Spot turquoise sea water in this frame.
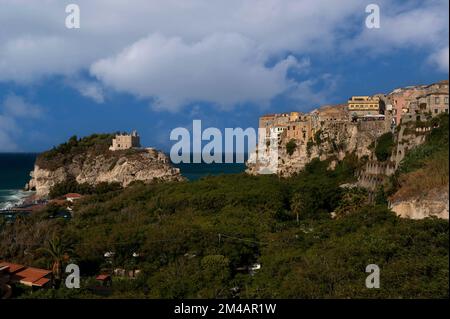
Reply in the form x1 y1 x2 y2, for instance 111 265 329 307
0 153 246 209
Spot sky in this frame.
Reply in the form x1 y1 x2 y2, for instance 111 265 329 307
0 0 448 153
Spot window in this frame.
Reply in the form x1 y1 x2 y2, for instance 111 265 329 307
445 97 449 104
434 109 439 114
435 97 440 104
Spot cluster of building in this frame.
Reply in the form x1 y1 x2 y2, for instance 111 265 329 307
388 80 449 125
259 103 352 147
258 80 449 146
0 260 121 298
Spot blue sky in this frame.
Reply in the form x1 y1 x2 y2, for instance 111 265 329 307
0 0 448 153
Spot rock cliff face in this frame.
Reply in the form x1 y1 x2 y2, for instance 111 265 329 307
247 120 387 177
26 148 184 198
247 96 448 220
389 189 449 220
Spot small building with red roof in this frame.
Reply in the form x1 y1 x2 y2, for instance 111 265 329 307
64 193 83 202
0 261 52 288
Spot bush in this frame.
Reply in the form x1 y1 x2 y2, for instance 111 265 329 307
286 139 297 156
375 132 394 161
36 133 116 170
49 179 122 199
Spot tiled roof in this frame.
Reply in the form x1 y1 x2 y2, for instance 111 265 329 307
0 261 52 287
32 277 51 287
11 267 52 286
0 262 25 273
96 274 111 281
64 193 82 198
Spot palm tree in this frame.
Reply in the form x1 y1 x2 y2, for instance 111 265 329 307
290 193 304 224
37 236 72 286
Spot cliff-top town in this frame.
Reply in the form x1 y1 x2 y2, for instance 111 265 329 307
247 80 448 176
257 80 448 150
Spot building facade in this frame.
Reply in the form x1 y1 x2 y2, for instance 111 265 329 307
109 130 141 151
416 92 449 115
348 96 381 118
286 119 312 143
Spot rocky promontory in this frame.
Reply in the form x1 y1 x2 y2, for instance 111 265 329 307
26 134 184 198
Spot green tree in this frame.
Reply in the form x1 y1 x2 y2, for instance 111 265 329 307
286 139 297 156
37 236 72 286
290 193 304 223
375 132 394 162
200 255 231 298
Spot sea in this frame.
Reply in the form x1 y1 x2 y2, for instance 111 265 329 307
0 153 246 210
0 153 37 210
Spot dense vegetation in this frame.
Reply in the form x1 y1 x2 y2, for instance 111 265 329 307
375 132 395 162
1 153 448 299
49 178 123 199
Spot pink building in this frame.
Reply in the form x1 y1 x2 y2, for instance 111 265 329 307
389 88 425 125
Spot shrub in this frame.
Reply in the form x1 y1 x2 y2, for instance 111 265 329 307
286 139 297 156
375 132 394 161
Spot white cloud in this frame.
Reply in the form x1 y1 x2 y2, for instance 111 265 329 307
284 74 340 109
0 115 19 151
91 33 304 111
428 47 449 72
0 95 43 151
348 0 449 67
0 0 448 111
67 79 105 103
3 94 43 118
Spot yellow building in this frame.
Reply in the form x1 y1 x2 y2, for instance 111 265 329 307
348 96 380 117
289 111 300 122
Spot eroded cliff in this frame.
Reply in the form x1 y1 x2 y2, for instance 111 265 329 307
26 134 184 198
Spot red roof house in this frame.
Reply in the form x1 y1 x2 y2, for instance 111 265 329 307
0 261 52 288
64 193 83 202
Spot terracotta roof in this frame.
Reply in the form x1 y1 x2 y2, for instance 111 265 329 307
11 267 52 286
0 262 26 273
96 274 111 281
32 277 51 287
1 261 52 287
64 193 82 199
